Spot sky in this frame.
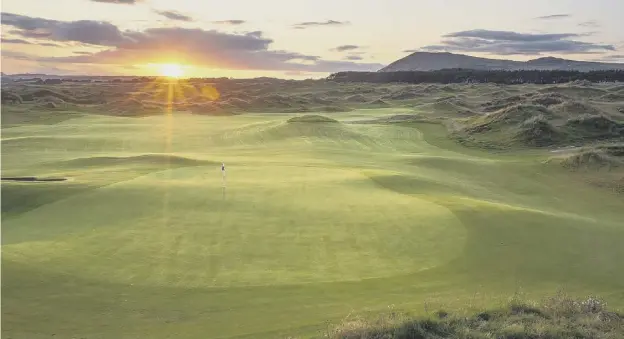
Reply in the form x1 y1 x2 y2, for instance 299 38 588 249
1 0 624 79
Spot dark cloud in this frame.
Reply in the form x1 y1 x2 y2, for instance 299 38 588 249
1 12 127 46
1 37 62 47
332 45 360 52
154 10 193 22
293 20 349 29
444 29 580 42
213 20 246 25
246 31 263 37
7 14 381 72
39 42 63 47
421 29 615 55
579 21 600 28
90 0 142 4
3 13 380 72
2 38 33 44
535 14 570 20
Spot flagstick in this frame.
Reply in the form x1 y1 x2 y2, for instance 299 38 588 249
221 163 226 188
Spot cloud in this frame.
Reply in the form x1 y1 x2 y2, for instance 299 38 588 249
154 10 193 22
213 20 246 25
344 55 363 61
1 50 36 61
420 29 615 55
1 37 62 47
579 20 600 28
284 70 316 77
293 20 349 29
39 42 63 47
535 14 570 20
4 13 381 73
444 29 581 42
332 45 360 52
90 0 142 4
2 38 33 44
1 12 127 46
592 54 624 62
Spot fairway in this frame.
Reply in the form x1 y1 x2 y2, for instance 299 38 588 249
2 108 624 338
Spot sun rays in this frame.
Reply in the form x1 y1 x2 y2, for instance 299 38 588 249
158 63 185 78
144 63 188 79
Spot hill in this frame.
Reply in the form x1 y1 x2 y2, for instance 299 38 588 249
380 52 624 72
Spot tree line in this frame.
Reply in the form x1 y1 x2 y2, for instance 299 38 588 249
327 69 624 84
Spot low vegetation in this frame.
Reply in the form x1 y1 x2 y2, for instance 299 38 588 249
558 145 624 170
328 294 623 339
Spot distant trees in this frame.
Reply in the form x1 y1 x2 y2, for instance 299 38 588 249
327 69 624 84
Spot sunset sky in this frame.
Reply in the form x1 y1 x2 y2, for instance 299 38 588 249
2 0 623 78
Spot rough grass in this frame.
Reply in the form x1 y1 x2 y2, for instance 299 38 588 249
485 104 554 125
597 143 624 156
327 294 624 339
458 101 623 148
368 98 391 107
564 114 624 139
538 86 608 99
418 100 475 117
551 100 602 117
513 114 563 147
546 143 624 192
558 146 624 170
19 88 101 104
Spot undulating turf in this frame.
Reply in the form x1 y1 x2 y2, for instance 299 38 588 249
2 94 624 338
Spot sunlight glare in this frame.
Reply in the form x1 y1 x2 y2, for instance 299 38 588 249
158 63 185 78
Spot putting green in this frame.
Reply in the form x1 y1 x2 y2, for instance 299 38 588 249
3 165 465 287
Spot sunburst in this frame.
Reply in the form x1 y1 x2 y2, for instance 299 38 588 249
158 63 185 78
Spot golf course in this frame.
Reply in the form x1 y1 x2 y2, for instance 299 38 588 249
2 80 624 338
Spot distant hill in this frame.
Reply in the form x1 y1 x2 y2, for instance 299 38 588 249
7 73 49 77
380 52 624 72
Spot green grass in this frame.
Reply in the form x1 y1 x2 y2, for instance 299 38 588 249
2 107 624 339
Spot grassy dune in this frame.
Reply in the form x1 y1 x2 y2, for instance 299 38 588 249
329 294 623 339
2 81 624 338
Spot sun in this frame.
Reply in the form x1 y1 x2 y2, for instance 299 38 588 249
158 63 185 78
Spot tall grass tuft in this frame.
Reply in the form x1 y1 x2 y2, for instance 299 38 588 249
326 294 623 339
